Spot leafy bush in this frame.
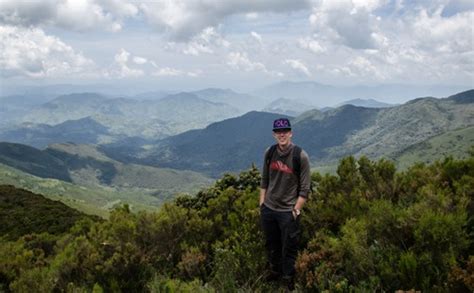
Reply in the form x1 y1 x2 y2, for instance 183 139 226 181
0 156 472 292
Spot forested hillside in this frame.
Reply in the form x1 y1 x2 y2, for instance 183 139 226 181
1 152 472 292
0 185 98 240
103 90 473 177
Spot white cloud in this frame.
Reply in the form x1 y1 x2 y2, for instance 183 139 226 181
251 31 263 45
0 0 138 32
411 7 473 54
140 0 311 40
348 56 384 79
152 67 201 77
245 12 260 20
111 49 144 78
227 51 267 72
182 27 230 56
133 56 148 65
226 51 284 76
309 1 382 49
153 67 183 77
0 25 95 78
0 0 472 86
298 37 326 54
284 59 311 77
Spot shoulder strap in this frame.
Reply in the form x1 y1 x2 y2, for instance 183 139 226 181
265 144 278 169
292 145 302 178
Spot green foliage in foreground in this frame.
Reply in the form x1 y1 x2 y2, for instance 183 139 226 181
0 185 100 241
1 154 473 292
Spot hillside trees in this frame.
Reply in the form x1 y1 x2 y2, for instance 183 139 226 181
0 154 472 292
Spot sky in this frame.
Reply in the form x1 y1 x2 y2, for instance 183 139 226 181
0 0 473 92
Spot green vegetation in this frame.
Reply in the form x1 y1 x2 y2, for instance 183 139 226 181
393 126 474 170
0 154 472 292
0 185 99 241
0 163 169 217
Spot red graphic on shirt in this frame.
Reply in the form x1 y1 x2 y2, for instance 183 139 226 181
270 161 293 174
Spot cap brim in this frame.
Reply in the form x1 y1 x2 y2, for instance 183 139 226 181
273 128 291 131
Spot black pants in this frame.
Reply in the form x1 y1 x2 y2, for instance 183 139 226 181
260 204 300 277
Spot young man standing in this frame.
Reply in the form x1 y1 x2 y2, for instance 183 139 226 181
260 117 311 290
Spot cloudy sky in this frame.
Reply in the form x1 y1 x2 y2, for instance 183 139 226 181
0 0 473 91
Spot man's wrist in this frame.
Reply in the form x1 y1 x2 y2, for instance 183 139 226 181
292 207 301 217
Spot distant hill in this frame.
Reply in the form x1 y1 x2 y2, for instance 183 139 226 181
105 90 474 177
0 142 71 181
0 162 164 217
255 81 471 108
263 98 316 116
0 95 53 127
22 93 110 125
132 90 172 100
329 91 474 160
255 81 336 107
192 88 266 113
393 126 474 169
103 111 291 177
337 98 394 108
154 92 239 133
0 117 110 149
0 142 212 195
4 91 243 145
294 105 380 159
0 185 98 240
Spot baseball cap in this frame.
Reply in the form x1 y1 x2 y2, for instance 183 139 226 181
273 118 291 131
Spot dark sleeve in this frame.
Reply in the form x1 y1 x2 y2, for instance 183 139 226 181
298 150 311 198
260 148 270 189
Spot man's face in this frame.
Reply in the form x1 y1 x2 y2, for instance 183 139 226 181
273 129 292 146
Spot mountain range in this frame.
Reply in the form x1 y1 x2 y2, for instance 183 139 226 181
0 85 473 216
254 81 471 107
0 141 211 197
99 89 474 176
0 90 408 151
336 98 394 108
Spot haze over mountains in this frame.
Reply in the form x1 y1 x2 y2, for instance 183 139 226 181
1 82 473 214
96 89 472 176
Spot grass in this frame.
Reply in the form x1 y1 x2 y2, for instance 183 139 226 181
393 126 474 170
0 163 182 218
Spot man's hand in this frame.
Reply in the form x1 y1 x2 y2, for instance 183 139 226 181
292 208 300 220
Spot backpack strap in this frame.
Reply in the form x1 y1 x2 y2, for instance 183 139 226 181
292 145 302 179
265 144 278 172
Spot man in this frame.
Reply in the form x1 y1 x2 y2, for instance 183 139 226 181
260 117 311 290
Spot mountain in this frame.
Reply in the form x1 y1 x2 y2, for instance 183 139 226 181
192 88 266 113
263 98 316 116
103 111 291 177
255 81 334 107
21 93 111 125
0 117 110 149
132 90 173 100
107 90 474 177
0 142 71 181
0 185 98 240
393 126 474 169
152 92 239 132
328 91 474 160
4 91 243 146
255 81 472 108
337 98 394 108
0 94 57 127
0 162 159 217
293 105 380 159
127 105 380 176
0 142 212 195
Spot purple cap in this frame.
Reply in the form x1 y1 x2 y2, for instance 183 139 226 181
273 118 291 131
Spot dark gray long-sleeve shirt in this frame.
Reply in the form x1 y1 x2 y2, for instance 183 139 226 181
260 144 311 212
